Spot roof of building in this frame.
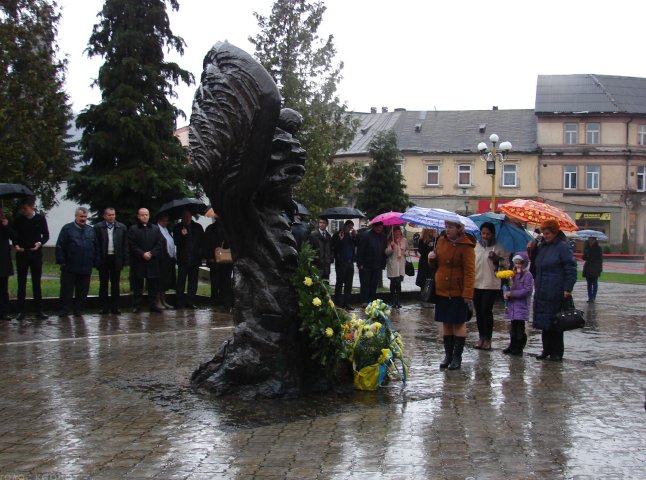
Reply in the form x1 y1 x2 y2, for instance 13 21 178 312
339 109 537 156
535 74 646 115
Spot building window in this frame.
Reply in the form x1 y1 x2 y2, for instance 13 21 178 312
586 165 600 190
586 123 600 144
639 125 646 145
395 162 403 174
564 123 578 144
458 164 471 186
426 165 439 185
638 166 646 191
564 165 577 189
501 164 517 187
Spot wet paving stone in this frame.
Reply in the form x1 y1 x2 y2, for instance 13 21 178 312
0 282 645 478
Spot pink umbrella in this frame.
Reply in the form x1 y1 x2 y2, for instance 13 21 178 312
369 211 405 226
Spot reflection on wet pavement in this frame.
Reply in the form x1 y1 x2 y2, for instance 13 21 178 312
0 282 644 478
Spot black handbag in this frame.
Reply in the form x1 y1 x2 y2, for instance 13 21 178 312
421 277 436 303
405 255 415 277
551 297 585 331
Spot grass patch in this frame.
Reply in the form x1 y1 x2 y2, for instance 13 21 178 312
590 272 646 285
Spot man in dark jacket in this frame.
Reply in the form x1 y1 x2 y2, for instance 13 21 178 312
12 196 49 320
356 222 387 305
95 207 129 314
331 220 357 309
308 217 333 281
0 207 16 320
128 208 165 313
55 207 100 317
173 209 205 309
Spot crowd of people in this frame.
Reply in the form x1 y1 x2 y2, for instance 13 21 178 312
1 199 594 370
0 197 233 319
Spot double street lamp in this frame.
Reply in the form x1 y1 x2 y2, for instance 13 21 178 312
478 133 512 212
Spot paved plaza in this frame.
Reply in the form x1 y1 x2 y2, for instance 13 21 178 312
0 280 645 479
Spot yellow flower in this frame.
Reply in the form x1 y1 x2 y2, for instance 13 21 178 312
303 277 313 286
351 313 357 321
496 270 514 280
312 297 322 307
373 322 382 332
325 327 334 337
328 299 335 308
365 330 374 338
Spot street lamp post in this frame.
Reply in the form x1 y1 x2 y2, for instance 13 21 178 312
478 133 512 212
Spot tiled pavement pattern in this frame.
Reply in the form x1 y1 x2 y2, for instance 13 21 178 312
0 281 644 479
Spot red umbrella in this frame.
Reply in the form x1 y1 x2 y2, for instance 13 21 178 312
369 211 405 226
500 199 578 231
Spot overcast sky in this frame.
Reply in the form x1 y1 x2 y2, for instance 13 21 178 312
57 0 646 125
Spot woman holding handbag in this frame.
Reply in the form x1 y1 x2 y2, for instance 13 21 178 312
385 226 407 309
428 220 476 370
532 219 577 362
415 228 436 307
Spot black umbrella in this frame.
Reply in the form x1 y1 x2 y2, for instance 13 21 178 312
295 202 310 216
0 183 33 200
156 198 208 220
319 206 365 219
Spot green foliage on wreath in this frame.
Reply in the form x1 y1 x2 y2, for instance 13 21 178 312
292 243 349 378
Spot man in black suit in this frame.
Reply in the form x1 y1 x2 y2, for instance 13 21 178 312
95 207 129 314
12 196 49 320
308 217 333 281
127 208 165 313
173 209 204 309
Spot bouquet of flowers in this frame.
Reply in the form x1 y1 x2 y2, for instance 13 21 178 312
496 269 515 310
343 299 408 391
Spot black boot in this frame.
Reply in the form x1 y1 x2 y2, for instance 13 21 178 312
514 323 528 356
536 330 551 359
392 293 400 309
439 335 454 369
502 323 515 354
448 336 465 370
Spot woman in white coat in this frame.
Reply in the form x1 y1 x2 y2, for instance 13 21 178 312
385 226 408 308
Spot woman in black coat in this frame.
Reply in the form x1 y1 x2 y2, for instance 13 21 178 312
532 219 577 362
415 228 436 305
582 237 603 302
0 208 16 320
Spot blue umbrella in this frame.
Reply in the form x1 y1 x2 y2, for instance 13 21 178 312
573 229 608 241
401 207 479 233
469 212 533 253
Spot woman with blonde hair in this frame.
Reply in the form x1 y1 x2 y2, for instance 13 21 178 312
385 226 408 308
428 220 476 370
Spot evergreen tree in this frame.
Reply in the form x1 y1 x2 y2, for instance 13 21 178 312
355 129 409 220
66 0 194 223
249 0 359 217
0 0 73 209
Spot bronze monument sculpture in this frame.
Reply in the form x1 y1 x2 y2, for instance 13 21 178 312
189 42 310 398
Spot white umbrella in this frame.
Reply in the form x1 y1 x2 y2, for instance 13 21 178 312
573 229 608 241
401 207 479 233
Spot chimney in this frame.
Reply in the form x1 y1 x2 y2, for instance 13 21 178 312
370 107 377 114
382 107 388 113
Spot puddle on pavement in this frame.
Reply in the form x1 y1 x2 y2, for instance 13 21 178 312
104 376 440 430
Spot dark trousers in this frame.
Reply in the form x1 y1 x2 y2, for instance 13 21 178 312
334 260 354 307
473 288 499 340
210 264 233 308
359 266 381 304
176 263 199 306
0 276 8 316
541 329 565 357
586 277 599 300
16 251 43 311
59 271 91 314
98 256 121 310
132 277 159 308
